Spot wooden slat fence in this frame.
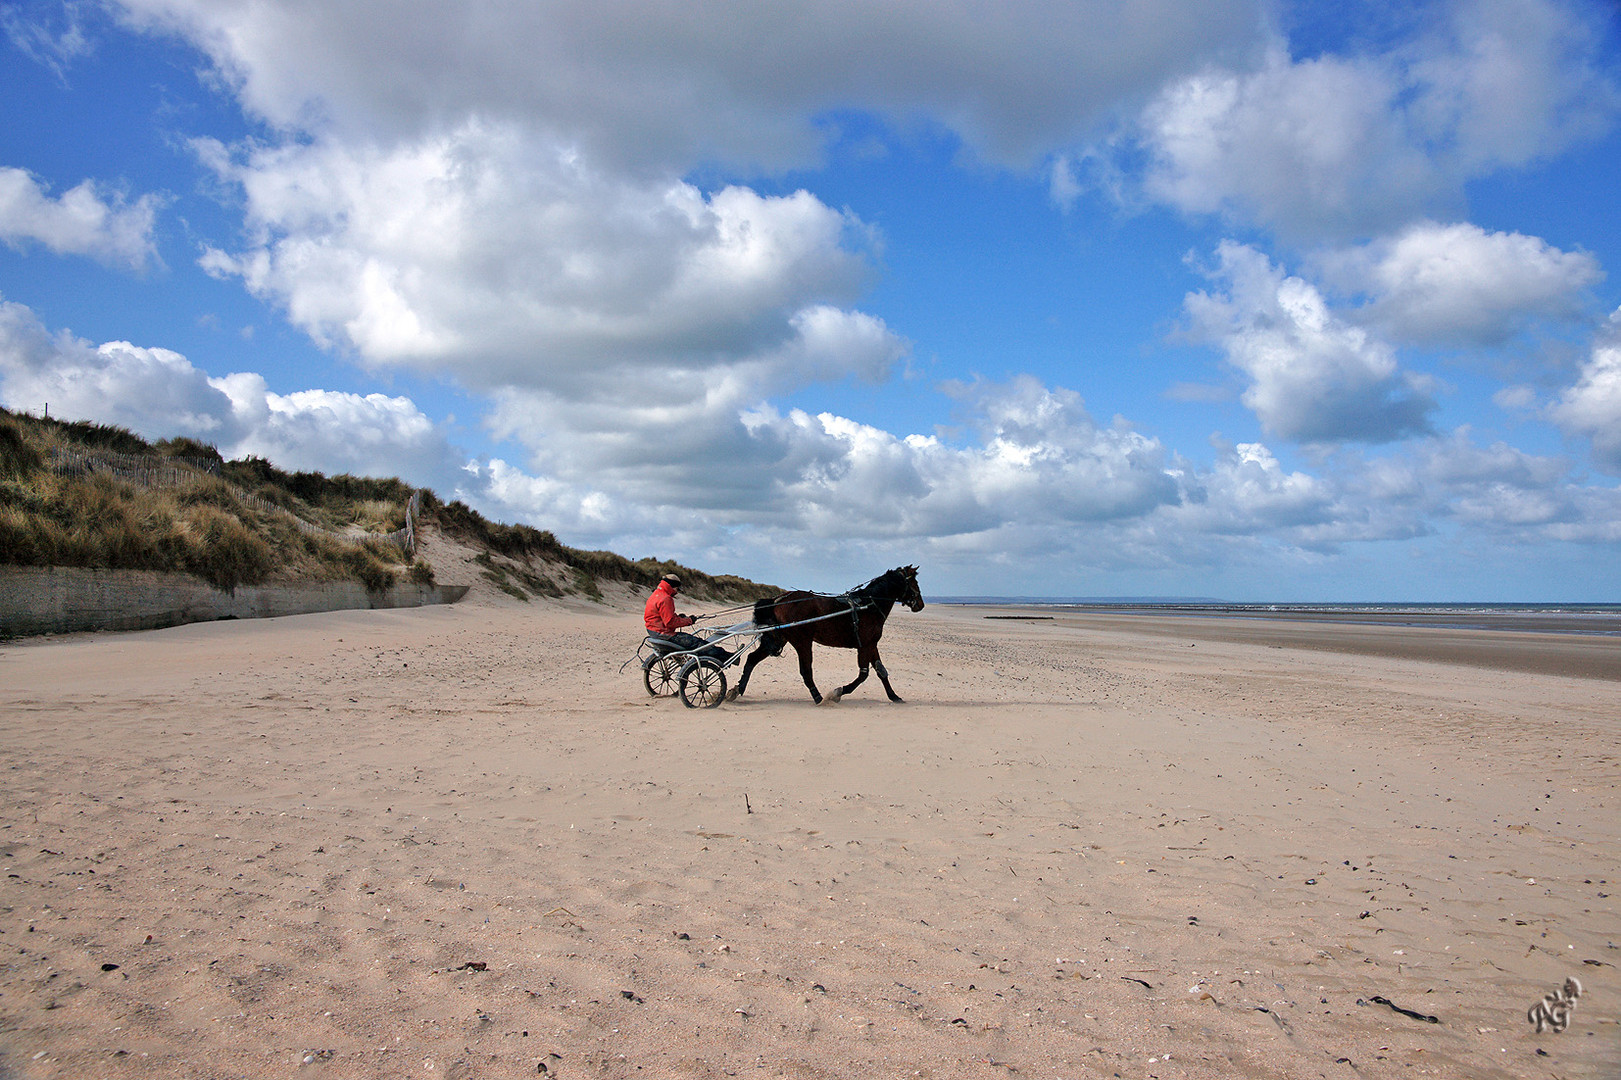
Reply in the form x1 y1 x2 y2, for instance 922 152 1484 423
50 446 220 487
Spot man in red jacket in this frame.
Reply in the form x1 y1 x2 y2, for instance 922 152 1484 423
643 573 727 658
644 573 694 636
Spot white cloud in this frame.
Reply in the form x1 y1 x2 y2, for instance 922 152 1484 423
483 375 1181 539
1143 48 1441 238
116 0 1263 172
10 290 1621 593
759 378 1182 540
1548 310 1621 473
0 295 463 488
2 0 96 78
0 167 161 270
1416 430 1572 526
196 126 897 396
1319 221 1603 345
1172 441 1335 534
208 373 461 484
0 298 228 434
1138 0 1620 237
1340 430 1578 539
1405 0 1619 171
1185 242 1436 443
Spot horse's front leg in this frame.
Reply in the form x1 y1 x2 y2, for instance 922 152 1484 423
870 649 903 702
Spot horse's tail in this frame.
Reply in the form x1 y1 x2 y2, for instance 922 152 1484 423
752 597 789 657
752 597 782 628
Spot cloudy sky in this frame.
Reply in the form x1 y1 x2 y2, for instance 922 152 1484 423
3 0 1619 599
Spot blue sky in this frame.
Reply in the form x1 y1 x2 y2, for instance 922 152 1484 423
3 0 1620 600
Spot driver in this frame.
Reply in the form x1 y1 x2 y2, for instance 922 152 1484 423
644 573 728 659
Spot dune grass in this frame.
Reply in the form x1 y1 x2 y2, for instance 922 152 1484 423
1 409 407 593
430 494 775 602
1 407 773 602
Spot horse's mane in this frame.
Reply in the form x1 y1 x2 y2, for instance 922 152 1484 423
752 566 914 628
849 568 905 600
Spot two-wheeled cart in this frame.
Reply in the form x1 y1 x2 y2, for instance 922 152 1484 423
631 623 754 708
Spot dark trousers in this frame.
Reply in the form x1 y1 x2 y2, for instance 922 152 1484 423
650 632 729 662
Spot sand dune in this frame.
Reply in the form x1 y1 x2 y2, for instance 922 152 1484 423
1 592 1617 1078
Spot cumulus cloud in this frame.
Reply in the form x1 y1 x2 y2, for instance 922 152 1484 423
484 375 1182 540
195 127 899 396
1404 0 1620 170
766 377 1183 539
1143 48 1441 238
116 0 1262 172
1548 310 1621 472
0 167 161 270
1413 430 1572 525
10 290 1621 591
1159 429 1603 561
0 295 463 488
1319 221 1603 346
206 373 463 484
1185 242 1436 443
1172 441 1335 534
0 298 230 434
0 295 1189 559
1347 429 1581 542
1139 0 1620 237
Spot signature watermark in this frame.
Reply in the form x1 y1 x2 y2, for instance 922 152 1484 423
1527 976 1582 1033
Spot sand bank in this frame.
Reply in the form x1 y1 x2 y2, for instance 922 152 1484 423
1 599 1617 1078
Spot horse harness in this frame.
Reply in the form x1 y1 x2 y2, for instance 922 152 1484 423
839 592 869 640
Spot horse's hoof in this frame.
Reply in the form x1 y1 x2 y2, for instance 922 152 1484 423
724 687 740 702
821 688 844 705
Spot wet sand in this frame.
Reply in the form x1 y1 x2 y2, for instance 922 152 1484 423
1 591 1618 1079
968 606 1621 682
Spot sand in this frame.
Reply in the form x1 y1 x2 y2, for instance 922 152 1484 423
1 588 1618 1079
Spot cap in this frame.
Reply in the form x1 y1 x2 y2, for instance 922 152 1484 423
661 573 681 587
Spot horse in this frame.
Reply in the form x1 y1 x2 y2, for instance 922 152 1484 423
727 566 924 705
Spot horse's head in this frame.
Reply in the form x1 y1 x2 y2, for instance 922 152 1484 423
895 564 924 612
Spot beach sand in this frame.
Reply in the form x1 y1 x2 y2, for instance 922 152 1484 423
2 589 1618 1078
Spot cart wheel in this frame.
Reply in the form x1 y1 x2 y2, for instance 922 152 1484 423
643 653 680 697
678 657 727 709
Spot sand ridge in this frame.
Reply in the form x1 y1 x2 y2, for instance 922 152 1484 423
1 599 1617 1078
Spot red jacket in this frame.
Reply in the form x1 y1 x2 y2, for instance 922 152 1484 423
644 580 694 634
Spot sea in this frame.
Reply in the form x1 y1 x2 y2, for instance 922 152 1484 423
928 598 1621 637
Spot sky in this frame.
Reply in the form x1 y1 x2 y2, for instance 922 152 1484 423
2 0 1620 600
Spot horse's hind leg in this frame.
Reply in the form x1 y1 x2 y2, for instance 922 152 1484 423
790 639 824 704
726 634 780 701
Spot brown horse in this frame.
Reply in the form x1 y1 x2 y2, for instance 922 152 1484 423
727 566 924 704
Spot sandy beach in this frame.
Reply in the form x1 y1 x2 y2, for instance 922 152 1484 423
2 590 1618 1079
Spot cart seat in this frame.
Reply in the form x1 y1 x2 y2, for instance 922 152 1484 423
644 634 686 657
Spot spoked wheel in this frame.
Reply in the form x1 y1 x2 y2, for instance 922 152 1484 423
678 657 728 709
643 653 681 697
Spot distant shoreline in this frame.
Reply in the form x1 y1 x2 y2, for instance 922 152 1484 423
929 602 1621 681
934 598 1621 636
